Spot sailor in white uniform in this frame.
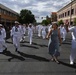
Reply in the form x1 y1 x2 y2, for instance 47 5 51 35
11 21 22 52
67 25 76 65
41 25 46 39
47 24 52 33
47 24 52 46
28 24 33 45
59 24 67 42
20 24 26 42
0 24 7 53
36 24 42 37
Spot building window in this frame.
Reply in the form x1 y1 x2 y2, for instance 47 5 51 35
68 11 70 16
63 13 64 17
71 9 74 15
65 12 66 17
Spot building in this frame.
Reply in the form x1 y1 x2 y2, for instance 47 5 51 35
0 3 18 28
57 0 76 25
0 3 18 39
51 12 57 22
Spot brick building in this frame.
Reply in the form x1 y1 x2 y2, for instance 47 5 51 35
57 0 76 25
0 3 18 38
0 3 18 28
51 12 57 22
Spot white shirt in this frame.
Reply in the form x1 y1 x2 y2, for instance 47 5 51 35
48 25 52 32
28 27 33 35
11 26 22 37
42 26 46 32
60 26 66 33
36 25 43 32
21 26 26 34
69 26 76 40
0 28 6 41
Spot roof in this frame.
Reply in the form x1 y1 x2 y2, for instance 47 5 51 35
52 12 57 14
57 0 76 12
0 3 18 15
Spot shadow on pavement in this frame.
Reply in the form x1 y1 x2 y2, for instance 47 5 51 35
20 44 39 49
22 41 48 47
59 61 76 69
17 51 50 62
32 42 48 47
62 42 71 45
6 40 13 44
3 51 25 62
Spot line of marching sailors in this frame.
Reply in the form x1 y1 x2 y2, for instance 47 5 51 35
0 21 76 65
0 21 49 53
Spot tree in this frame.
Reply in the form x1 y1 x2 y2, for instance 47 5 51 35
42 20 48 25
58 20 64 26
74 18 76 26
18 9 36 24
42 16 51 25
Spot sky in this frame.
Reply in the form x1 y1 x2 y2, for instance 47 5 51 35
0 0 71 22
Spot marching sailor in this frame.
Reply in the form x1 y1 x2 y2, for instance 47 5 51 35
67 24 76 65
28 23 33 45
59 24 67 42
0 24 7 53
11 21 22 52
20 24 26 42
41 25 46 39
36 24 43 37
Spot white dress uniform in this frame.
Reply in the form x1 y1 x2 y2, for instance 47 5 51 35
36 25 43 37
41 26 46 39
28 26 33 45
47 24 52 46
0 27 7 52
69 26 76 64
20 25 26 42
60 26 67 41
48 24 52 32
11 26 22 51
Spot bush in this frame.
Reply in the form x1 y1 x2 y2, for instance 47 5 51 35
74 18 76 26
58 20 64 26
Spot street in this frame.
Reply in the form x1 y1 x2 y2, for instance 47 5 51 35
0 32 76 75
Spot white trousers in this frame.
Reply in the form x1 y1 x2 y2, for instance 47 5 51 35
0 40 7 52
13 36 20 50
63 32 67 41
61 32 67 41
70 40 76 62
28 34 33 44
42 31 46 39
38 30 41 37
20 34 25 41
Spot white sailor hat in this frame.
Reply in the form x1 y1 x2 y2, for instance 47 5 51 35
15 21 19 24
0 24 2 26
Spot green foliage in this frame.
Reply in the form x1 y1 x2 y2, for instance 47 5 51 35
42 20 48 25
42 16 51 25
74 18 76 26
58 20 64 26
18 9 36 24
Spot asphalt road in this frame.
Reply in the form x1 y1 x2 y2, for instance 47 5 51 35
0 32 76 75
